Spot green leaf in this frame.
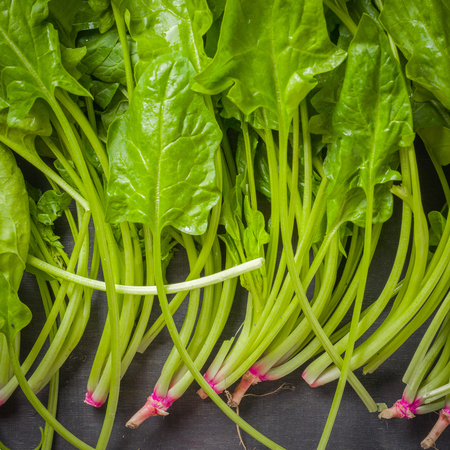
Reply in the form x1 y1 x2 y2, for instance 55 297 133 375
47 0 84 48
207 0 226 21
99 8 115 34
428 210 446 248
309 62 347 143
89 0 110 13
204 12 222 59
106 54 221 235
61 46 87 81
324 14 414 229
0 271 32 343
193 0 346 126
218 234 241 266
412 100 450 131
418 126 450 166
72 2 103 34
254 142 271 199
90 80 120 109
92 38 138 84
0 144 30 291
412 100 450 166
220 183 244 242
0 0 89 126
0 104 53 158
35 191 72 226
380 0 450 110
125 0 213 77
242 196 269 261
28 187 70 262
77 28 119 75
0 98 8 110
101 90 128 131
236 127 258 177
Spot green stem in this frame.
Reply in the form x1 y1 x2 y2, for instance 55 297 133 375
0 137 89 210
263 112 281 292
242 121 258 210
276 111 375 411
111 1 134 98
290 108 300 233
48 93 119 450
27 254 264 296
318 187 374 450
120 225 155 376
55 91 110 179
8 339 93 450
300 100 312 229
155 234 201 397
170 255 236 399
85 96 98 134
217 115 237 182
323 0 358 35
153 228 284 450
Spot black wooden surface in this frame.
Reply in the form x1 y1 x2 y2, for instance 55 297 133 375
1 142 449 450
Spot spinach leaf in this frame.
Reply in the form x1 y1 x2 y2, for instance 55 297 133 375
194 0 346 126
0 104 52 158
412 100 450 166
106 53 221 235
0 271 32 344
77 28 119 75
380 0 450 110
89 0 110 13
91 38 138 85
35 191 72 227
61 45 87 82
0 0 89 126
101 90 128 131
48 0 84 48
324 14 414 229
418 127 450 166
72 2 103 34
90 80 120 109
125 0 213 77
206 0 225 21
0 144 30 291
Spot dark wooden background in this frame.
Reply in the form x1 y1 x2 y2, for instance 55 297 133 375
1 140 448 450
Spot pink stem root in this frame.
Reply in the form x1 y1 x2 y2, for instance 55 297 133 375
84 392 105 408
196 374 222 399
378 396 421 420
230 370 262 407
421 407 450 449
126 393 174 429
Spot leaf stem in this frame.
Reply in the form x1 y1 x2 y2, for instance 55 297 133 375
111 1 134 98
318 187 374 450
8 338 93 450
152 228 285 450
27 255 264 295
276 110 376 411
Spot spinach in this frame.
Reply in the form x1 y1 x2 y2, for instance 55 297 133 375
3 1 450 449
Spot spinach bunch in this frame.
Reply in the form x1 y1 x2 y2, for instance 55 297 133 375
2 1 450 449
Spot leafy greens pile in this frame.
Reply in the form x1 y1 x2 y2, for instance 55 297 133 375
1 0 450 449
